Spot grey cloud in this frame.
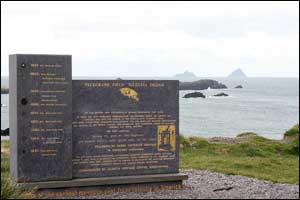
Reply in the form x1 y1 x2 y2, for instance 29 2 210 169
173 14 299 39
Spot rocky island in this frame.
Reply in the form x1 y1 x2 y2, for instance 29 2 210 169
174 70 198 81
179 79 227 90
183 92 206 98
228 68 247 78
1 87 9 94
213 92 229 97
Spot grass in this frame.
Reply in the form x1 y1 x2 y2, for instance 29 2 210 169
284 124 299 137
1 124 299 198
236 132 258 137
1 141 29 199
1 140 9 150
180 124 299 184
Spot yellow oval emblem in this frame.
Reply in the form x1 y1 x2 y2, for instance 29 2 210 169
119 87 139 101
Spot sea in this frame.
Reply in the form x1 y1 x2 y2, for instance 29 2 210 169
1 77 299 140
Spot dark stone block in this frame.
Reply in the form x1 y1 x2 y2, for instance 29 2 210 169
9 54 186 190
72 80 179 178
9 54 73 182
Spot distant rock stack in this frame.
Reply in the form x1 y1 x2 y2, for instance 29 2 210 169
228 69 247 78
213 92 229 97
235 85 243 88
173 70 198 81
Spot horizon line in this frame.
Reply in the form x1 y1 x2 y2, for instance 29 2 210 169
1 75 299 78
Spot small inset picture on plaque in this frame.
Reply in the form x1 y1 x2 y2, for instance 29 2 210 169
119 87 140 102
157 125 176 152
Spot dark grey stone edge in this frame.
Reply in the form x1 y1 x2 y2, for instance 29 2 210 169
18 173 188 189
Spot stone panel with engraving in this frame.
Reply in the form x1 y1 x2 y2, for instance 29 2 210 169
72 80 179 178
9 54 72 182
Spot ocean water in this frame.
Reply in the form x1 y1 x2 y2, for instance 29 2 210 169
180 78 299 139
1 78 299 139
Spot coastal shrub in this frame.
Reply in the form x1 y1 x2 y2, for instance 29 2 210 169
188 136 209 149
284 139 299 156
1 156 9 176
1 153 28 199
236 132 258 137
179 135 209 149
1 177 28 199
284 124 299 138
230 142 266 157
179 134 190 148
1 140 9 150
245 136 288 156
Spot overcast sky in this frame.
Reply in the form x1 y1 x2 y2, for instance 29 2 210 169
1 1 299 77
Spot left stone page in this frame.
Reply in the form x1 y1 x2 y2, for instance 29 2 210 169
9 54 72 182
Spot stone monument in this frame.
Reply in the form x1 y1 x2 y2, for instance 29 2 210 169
9 54 187 198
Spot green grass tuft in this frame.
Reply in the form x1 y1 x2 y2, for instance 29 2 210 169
236 132 258 137
1 140 9 149
1 177 27 199
284 139 299 156
284 124 299 137
1 153 29 199
179 134 190 148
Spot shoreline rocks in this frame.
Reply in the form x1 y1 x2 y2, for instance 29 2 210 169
235 85 243 88
213 92 229 97
1 87 9 94
183 92 206 98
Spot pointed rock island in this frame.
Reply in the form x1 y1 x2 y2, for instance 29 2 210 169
174 70 198 81
228 68 247 78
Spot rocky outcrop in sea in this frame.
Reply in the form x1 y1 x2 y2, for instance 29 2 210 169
1 128 9 136
179 79 227 90
213 93 229 97
183 92 206 98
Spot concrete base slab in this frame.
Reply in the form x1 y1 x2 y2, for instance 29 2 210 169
19 174 188 198
18 173 188 189
25 180 185 198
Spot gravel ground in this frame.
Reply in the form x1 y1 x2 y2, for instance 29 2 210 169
67 170 299 199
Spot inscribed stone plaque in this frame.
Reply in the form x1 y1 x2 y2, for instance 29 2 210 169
9 54 72 182
72 80 179 178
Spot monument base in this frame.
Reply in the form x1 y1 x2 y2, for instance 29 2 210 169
19 173 188 198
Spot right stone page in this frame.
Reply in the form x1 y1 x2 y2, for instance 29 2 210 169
72 80 179 178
